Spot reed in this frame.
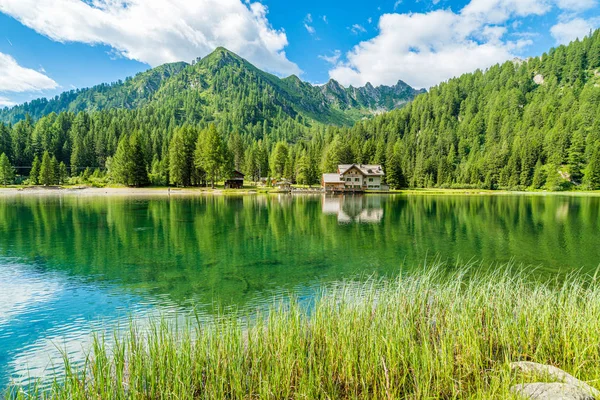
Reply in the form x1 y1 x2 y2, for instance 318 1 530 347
10 264 600 399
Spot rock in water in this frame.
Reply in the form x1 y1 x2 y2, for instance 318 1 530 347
511 383 595 400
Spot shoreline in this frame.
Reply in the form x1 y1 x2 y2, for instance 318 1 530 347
1 185 599 197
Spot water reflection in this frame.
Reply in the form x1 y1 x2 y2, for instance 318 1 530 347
322 195 384 224
1 193 599 388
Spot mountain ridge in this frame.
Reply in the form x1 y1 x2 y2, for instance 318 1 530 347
0 47 425 126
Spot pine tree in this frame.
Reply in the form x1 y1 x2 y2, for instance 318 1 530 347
30 155 40 185
169 127 195 187
270 142 288 178
568 131 585 183
583 143 600 190
386 146 407 189
0 153 15 186
129 133 149 187
59 162 68 185
111 135 133 185
111 133 149 187
296 150 310 186
51 156 59 185
195 124 225 189
531 159 546 189
39 151 55 186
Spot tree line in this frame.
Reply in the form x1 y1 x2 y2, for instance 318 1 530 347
1 30 600 190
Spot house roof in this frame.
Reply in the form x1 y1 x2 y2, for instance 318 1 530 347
322 173 344 183
339 164 385 176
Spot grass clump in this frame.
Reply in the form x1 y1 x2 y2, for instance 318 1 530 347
9 265 600 399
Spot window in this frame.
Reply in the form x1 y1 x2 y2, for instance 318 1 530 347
355 178 360 182
369 178 373 182
346 177 351 182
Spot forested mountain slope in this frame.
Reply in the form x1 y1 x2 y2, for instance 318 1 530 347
0 32 599 191
0 48 424 126
324 29 600 190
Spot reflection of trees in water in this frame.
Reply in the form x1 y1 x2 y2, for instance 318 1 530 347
0 195 599 309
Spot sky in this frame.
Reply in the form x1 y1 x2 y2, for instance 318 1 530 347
0 0 598 108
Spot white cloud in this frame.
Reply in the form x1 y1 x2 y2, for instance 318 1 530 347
461 0 552 24
0 52 58 93
319 50 342 65
551 18 596 44
0 0 300 76
394 0 403 10
327 0 563 89
555 0 598 11
304 13 316 35
0 96 16 107
322 15 328 24
350 24 367 34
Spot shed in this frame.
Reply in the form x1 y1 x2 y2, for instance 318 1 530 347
225 170 245 189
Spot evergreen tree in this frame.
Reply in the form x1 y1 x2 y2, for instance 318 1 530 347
111 135 133 185
39 151 55 186
51 156 59 185
58 162 68 185
195 124 225 189
386 146 407 189
169 126 196 187
129 133 149 187
111 133 149 187
296 150 310 186
568 131 585 183
30 155 40 185
270 142 288 178
531 159 546 189
0 153 15 186
583 143 600 190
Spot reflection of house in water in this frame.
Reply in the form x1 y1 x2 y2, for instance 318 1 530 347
322 195 384 223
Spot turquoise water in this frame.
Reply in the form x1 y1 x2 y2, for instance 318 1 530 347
1 193 599 387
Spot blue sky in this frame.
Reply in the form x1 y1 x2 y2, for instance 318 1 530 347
0 0 598 107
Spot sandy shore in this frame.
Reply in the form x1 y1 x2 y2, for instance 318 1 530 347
0 186 599 197
0 186 273 197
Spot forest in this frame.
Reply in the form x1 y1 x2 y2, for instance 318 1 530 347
1 30 600 190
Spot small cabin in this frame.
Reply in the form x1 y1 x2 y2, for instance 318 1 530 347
225 170 245 189
276 180 292 191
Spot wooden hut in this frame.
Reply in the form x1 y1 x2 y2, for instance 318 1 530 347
225 170 245 189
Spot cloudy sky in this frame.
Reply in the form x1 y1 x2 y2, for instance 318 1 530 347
0 0 598 107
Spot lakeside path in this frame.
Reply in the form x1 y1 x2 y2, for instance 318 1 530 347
0 186 599 197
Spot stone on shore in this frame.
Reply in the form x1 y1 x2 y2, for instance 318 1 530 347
511 382 595 400
510 362 599 400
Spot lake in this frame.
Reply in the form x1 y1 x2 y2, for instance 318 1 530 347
1 193 599 387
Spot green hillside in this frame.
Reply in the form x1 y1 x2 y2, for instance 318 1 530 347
1 32 599 191
0 47 423 127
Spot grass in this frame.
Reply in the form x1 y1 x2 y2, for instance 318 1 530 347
8 265 600 399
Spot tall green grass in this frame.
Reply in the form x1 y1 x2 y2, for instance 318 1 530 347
10 265 600 399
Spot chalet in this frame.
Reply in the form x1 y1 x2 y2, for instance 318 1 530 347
224 170 245 189
322 164 387 192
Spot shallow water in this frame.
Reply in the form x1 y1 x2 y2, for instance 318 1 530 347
1 193 599 387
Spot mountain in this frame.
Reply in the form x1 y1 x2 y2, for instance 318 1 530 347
2 32 599 191
0 47 424 126
343 29 600 190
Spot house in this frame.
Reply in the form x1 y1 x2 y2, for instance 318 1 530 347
322 173 345 191
322 164 388 192
224 170 245 189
